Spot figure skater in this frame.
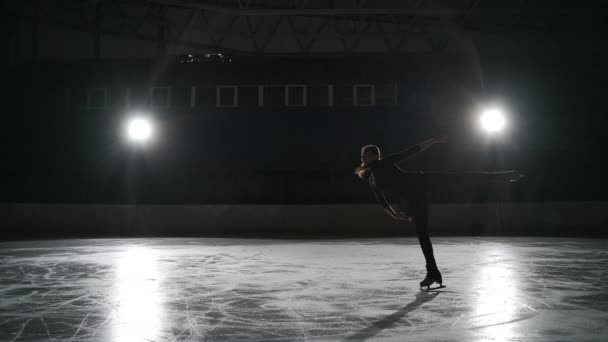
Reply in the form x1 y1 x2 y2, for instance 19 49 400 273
355 136 523 289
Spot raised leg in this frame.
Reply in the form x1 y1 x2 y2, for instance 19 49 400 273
424 171 520 187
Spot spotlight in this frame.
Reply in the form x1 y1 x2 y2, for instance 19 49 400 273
480 108 506 133
126 117 153 143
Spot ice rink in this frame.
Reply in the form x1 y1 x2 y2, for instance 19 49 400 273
1 237 607 341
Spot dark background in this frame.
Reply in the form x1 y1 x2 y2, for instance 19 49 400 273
2 1 608 206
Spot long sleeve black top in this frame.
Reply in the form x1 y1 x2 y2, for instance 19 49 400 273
364 144 424 199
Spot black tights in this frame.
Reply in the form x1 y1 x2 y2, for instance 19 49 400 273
396 171 518 273
422 171 518 189
403 199 438 273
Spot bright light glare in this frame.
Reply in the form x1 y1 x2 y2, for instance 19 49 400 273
127 117 152 143
480 108 506 133
114 247 163 342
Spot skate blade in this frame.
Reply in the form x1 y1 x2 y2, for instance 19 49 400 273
420 284 446 292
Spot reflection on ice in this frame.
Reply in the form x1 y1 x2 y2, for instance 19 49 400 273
473 247 523 341
112 246 163 342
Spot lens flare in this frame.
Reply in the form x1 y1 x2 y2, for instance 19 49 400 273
480 108 506 133
126 117 152 143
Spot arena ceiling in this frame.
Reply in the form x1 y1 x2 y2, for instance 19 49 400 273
3 0 608 59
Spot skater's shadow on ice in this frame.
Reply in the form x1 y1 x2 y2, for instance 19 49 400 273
343 292 439 341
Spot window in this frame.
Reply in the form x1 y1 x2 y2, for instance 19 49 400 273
375 83 398 106
285 85 307 106
216 86 238 107
151 87 171 107
353 84 375 106
87 87 107 109
317 85 334 106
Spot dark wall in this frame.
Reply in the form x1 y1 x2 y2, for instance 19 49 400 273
2 56 607 204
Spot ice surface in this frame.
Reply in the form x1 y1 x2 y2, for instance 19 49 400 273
0 237 607 341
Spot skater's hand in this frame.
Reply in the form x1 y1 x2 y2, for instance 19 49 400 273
395 210 412 222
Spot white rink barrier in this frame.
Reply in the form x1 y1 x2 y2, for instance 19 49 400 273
1 202 607 236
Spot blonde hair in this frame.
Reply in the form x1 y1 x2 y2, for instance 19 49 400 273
354 145 381 179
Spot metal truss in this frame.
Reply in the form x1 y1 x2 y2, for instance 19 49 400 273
4 0 608 57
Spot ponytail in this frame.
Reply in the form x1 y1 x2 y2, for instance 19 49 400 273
354 163 371 179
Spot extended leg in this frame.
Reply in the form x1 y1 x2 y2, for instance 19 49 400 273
422 171 522 199
424 171 521 187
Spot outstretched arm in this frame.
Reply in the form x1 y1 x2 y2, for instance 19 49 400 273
383 135 448 164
